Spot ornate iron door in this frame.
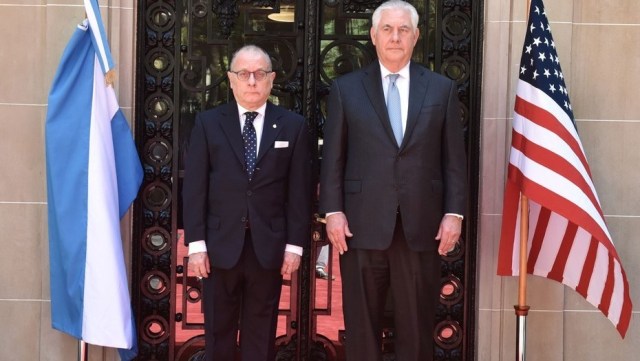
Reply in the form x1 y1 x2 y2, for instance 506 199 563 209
134 1 481 360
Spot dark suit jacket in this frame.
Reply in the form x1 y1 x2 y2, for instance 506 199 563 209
319 62 467 251
183 101 311 270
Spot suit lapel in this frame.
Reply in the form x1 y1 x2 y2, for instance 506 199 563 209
404 63 430 148
256 102 284 164
218 103 246 166
362 63 399 147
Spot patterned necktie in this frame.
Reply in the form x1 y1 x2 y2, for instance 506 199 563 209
386 74 403 146
242 111 258 181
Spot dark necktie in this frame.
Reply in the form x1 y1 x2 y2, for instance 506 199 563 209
387 74 403 146
242 111 258 181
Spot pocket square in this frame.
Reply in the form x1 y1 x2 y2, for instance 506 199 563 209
274 141 289 148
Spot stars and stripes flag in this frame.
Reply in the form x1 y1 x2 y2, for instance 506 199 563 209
497 0 632 337
45 0 142 358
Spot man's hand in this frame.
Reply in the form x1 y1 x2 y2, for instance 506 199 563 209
435 214 462 256
281 251 301 276
326 212 353 255
188 251 211 279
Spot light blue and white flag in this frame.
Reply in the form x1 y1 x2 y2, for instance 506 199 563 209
45 1 142 359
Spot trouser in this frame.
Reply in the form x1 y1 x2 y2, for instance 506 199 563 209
203 230 283 361
340 214 440 361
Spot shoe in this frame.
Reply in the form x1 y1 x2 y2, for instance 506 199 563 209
315 266 334 280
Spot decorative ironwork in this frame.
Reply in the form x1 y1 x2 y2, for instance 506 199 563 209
135 1 482 360
212 0 239 38
134 1 178 359
343 0 382 13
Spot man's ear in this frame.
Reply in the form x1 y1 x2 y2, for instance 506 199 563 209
227 72 234 89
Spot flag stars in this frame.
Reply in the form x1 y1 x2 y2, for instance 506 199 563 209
505 17 636 327
530 23 536 33
538 52 547 62
534 6 540 14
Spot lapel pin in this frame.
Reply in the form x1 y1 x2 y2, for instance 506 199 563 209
272 124 277 128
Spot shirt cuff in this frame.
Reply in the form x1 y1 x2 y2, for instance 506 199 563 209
188 240 207 255
445 213 464 220
285 244 303 256
325 211 343 217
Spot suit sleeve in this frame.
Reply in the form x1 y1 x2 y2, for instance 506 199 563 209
442 79 468 215
286 116 312 248
182 112 210 244
318 80 347 214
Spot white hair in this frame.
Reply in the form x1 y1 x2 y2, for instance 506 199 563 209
230 45 273 71
371 0 419 29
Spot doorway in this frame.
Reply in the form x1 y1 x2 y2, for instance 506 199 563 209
133 1 482 360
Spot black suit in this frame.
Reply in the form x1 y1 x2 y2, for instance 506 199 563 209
319 62 467 360
183 101 311 360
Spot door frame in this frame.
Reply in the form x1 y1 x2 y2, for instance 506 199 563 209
132 1 483 360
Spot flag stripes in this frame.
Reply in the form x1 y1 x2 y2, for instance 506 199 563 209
498 0 631 338
81 56 134 348
83 0 113 73
45 1 141 359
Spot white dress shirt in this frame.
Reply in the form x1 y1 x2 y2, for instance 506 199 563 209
380 61 411 137
326 61 463 221
188 103 303 256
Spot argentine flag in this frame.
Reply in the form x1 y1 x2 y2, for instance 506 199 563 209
45 1 141 359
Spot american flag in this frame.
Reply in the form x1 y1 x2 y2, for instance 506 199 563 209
497 0 632 337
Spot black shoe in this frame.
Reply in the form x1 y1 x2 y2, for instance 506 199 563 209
315 267 334 280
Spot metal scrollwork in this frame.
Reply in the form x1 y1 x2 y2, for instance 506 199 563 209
135 0 177 359
343 0 382 13
212 0 239 38
135 1 481 360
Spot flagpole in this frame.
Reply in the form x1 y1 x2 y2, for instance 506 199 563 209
515 2 532 361
78 341 88 361
515 194 530 361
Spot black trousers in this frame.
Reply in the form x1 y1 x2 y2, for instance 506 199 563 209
339 214 440 361
202 230 283 361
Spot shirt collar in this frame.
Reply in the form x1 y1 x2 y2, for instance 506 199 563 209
379 61 411 80
237 102 267 119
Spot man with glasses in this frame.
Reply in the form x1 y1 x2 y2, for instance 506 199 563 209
183 45 311 361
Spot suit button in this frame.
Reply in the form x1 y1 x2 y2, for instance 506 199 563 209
247 190 253 196
241 216 247 223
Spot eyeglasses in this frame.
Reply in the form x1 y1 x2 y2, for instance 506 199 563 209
229 70 273 81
